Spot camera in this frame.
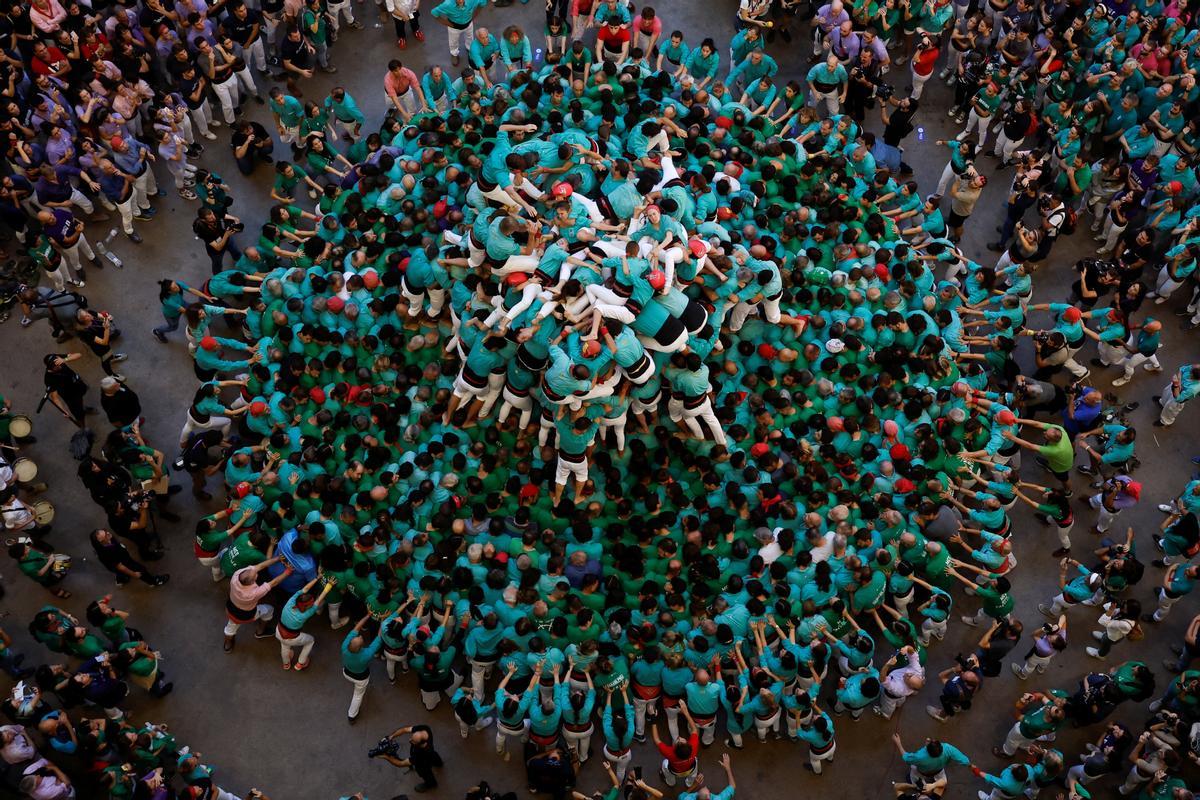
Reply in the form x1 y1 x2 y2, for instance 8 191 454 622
874 82 895 101
368 737 401 759
230 222 245 232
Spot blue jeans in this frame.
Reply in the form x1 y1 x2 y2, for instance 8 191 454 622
154 314 182 337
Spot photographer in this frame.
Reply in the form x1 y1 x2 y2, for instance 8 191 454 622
231 120 276 177
909 34 939 100
193 207 245 275
845 49 882 122
371 724 443 793
17 286 85 342
74 309 127 381
89 528 169 587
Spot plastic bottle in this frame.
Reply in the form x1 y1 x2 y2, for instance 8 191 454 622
94 228 124 269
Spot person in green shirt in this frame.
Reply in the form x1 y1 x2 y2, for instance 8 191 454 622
1003 420 1073 493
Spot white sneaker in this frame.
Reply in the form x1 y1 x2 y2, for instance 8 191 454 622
1159 503 1176 513
1111 376 1130 387
203 131 218 140
1086 647 1103 659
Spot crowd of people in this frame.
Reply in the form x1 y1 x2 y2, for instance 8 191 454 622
5 0 1200 795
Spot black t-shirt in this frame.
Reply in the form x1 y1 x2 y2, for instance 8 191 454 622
231 121 270 151
280 36 314 70
222 8 262 44
193 218 226 244
44 366 87 398
179 74 207 109
101 386 142 427
77 322 112 355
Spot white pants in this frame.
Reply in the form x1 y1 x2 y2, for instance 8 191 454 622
1154 265 1184 301
191 100 217 138
497 388 534 429
238 38 267 72
1152 588 1180 621
1012 654 1052 679
583 283 635 324
554 455 589 487
877 690 907 719
234 65 259 101
133 168 157 210
386 88 420 118
447 23 473 57
563 724 594 761
1117 352 1161 380
809 88 840 117
1159 381 1188 426
910 67 933 99
276 629 314 666
729 295 781 330
59 235 96 276
603 745 632 781
345 670 370 718
213 75 241 124
495 720 529 755
327 0 355 30
753 709 780 740
673 398 726 446
660 759 698 787
993 131 1023 162
1088 494 1119 532
179 412 232 448
223 603 273 636
468 658 495 697
115 194 136 235
807 742 836 774
958 109 991 143
919 617 947 645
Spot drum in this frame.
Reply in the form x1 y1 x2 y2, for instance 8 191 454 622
32 500 55 525
12 458 37 483
8 415 32 438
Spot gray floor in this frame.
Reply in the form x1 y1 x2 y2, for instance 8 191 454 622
2 2 1199 798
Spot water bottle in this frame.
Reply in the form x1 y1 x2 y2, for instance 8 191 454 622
94 228 124 269
917 126 925 142
534 47 543 63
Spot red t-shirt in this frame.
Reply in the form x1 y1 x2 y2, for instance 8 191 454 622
912 46 940 77
597 26 631 50
30 46 68 76
657 733 699 773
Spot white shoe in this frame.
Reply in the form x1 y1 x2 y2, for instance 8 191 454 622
1155 296 1168 304
1086 647 1103 659
1111 376 1130 387
1092 631 1104 642
203 131 217 140
1159 504 1176 513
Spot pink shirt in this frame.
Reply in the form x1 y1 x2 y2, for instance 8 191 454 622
229 567 271 610
384 67 419 97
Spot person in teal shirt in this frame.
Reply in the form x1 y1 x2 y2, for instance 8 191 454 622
342 616 384 722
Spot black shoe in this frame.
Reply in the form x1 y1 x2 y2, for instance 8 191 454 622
781 28 793 42
414 784 436 793
168 484 183 495
143 549 165 561
128 231 143 244
254 95 266 105
1051 547 1071 558
1153 395 1164 407
151 574 170 586
54 332 72 343
1089 358 1103 367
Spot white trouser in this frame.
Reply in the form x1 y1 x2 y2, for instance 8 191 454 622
235 65 259 100
191 100 216 137
807 742 836 774
469 658 495 696
877 690 907 719
728 295 781 330
563 724 593 761
1088 493 1119 532
603 745 632 781
327 0 354 29
1154 265 1184 300
554 455 589 487
1001 721 1039 755
198 553 224 582
448 23 473 57
919 617 947 645
133 168 157 210
223 603 273 636
993 131 1023 162
584 283 635 324
598 415 627 451
179 413 232 448
1117 352 1161 379
115 194 136 235
661 759 698 787
402 283 446 317
495 720 528 755
497 388 534 429
958 109 990 143
458 715 492 738
238 38 267 72
1158 381 1188 426
910 67 933 99
345 670 370 718
810 88 840 117
1153 587 1180 621
1098 217 1125 252
47 263 75 291
674 398 726 446
753 709 780 740
59 235 96 275
213 75 241 124
276 629 315 666
387 88 420 118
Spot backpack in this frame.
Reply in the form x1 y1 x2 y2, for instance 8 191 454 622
1060 205 1078 236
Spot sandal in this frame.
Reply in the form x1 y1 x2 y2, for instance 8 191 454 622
52 588 71 599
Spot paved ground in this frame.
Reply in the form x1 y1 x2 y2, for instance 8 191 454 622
2 2 1199 798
